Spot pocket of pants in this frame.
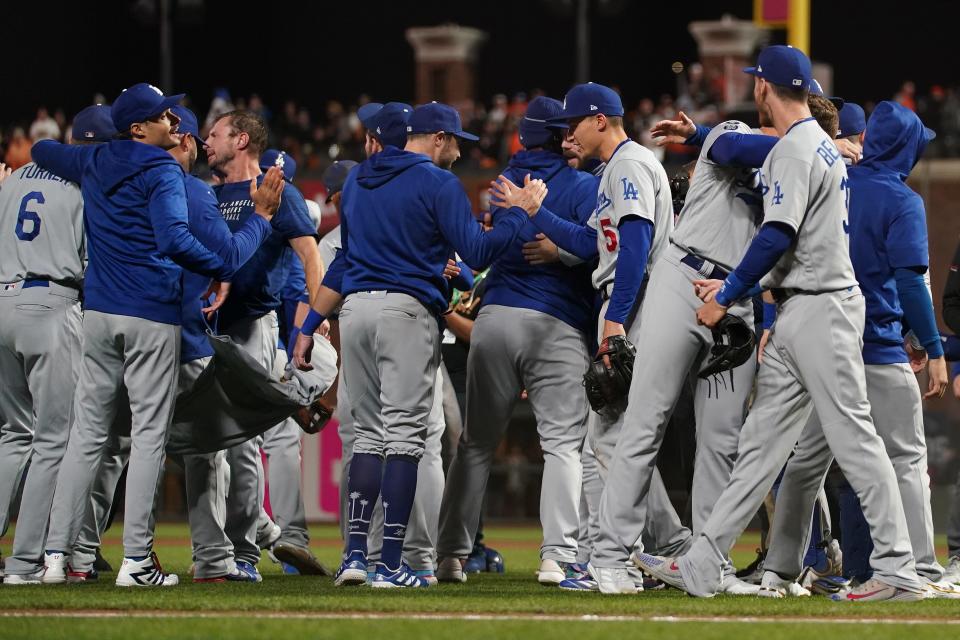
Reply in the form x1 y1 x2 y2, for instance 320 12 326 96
16 303 54 312
382 307 418 321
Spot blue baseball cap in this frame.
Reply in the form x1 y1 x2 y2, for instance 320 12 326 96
837 102 866 137
71 105 117 143
170 105 202 141
367 102 413 148
111 82 185 133
259 149 297 182
810 79 844 110
743 45 812 90
554 83 624 122
358 102 384 128
406 102 478 141
322 160 358 203
519 96 563 149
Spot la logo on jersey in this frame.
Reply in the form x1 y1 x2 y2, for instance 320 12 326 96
620 177 638 201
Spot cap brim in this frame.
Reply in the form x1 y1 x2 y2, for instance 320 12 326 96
453 131 479 141
155 94 186 118
544 120 569 130
925 127 937 141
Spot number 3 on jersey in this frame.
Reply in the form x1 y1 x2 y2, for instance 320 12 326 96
600 217 618 252
15 191 44 241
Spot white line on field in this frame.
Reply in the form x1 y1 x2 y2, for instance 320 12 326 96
2 610 959 625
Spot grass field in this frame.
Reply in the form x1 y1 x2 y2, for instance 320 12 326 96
2 523 959 639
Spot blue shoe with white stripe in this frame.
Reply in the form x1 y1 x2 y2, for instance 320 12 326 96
559 575 599 591
334 551 368 586
370 562 429 588
231 561 262 583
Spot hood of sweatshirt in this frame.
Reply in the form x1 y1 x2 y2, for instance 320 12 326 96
859 100 930 181
94 139 180 191
356 146 433 189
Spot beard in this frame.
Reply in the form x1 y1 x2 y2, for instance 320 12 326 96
756 99 773 128
208 148 235 173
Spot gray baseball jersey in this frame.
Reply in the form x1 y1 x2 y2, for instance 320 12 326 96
0 162 84 283
318 224 341 273
759 118 858 292
592 141 673 290
671 121 764 270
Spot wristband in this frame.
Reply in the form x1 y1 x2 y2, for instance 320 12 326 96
761 302 777 330
300 308 326 335
715 271 749 308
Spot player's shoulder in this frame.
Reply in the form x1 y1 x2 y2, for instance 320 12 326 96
704 120 753 144
608 141 667 181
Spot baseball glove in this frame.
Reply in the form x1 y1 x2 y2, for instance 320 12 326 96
698 314 756 378
292 397 334 434
583 335 636 413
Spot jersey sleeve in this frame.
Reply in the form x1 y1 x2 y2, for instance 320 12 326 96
759 153 812 233
273 182 318 241
885 194 929 271
31 141 96 184
607 159 657 228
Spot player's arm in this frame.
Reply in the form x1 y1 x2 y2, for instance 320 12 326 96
31 140 96 183
708 133 778 168
523 204 598 261
942 239 960 334
448 258 474 291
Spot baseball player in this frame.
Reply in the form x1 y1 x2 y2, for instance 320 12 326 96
510 83 690 592
294 101 539 588
0 106 108 584
435 96 598 585
634 46 925 602
17 84 265 587
203 109 322 580
760 101 958 598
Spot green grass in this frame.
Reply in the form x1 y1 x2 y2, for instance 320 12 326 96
2 524 959 639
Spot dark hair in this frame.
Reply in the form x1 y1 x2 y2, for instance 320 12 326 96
770 83 809 104
807 95 839 138
604 115 625 129
216 109 268 157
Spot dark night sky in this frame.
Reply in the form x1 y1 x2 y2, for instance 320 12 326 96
4 0 959 125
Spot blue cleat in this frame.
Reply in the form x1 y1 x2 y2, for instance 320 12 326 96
559 575 599 591
334 551 369 586
370 562 429 588
231 561 263 583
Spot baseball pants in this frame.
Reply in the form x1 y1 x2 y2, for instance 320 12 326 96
71 435 129 572
676 289 922 596
0 284 82 575
42 310 180 560
437 305 589 563
765 362 943 582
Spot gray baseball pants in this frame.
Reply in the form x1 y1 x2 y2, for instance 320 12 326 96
71 435 129 572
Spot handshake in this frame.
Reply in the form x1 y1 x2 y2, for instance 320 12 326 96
489 174 548 217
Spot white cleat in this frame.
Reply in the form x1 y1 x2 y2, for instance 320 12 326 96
589 565 637 595
923 578 960 599
3 570 45 585
435 557 467 583
829 577 922 602
537 559 566 586
720 573 762 596
941 556 960 586
757 570 811 598
115 553 179 587
41 552 67 585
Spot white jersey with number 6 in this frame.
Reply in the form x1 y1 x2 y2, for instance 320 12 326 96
591 140 674 291
0 162 85 284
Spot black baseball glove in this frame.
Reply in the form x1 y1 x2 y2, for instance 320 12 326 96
583 335 636 413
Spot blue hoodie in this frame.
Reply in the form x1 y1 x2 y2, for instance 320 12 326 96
483 150 598 334
848 101 933 364
339 147 528 315
31 140 244 325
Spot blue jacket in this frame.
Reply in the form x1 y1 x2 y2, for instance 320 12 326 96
848 101 931 364
483 150 598 334
340 147 528 315
32 140 235 325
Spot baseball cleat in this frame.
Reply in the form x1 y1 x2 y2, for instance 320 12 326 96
799 539 844 593
436 556 467 583
333 551 369 586
559 575 599 591
370 562 429 588
626 566 647 593
537 558 566 585
413 569 438 586
720 573 762 596
67 568 99 584
233 561 262 583
829 577 923 602
41 552 68 585
566 562 590 581
589 564 637 595
3 569 46 585
757 570 811 598
923 579 960 599
270 542 332 576
631 552 687 592
256 521 282 552
736 548 766 585
941 556 960 586
115 552 179 587
93 549 113 573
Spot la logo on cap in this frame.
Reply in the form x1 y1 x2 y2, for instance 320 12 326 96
757 65 763 72
590 105 598 110
792 79 802 86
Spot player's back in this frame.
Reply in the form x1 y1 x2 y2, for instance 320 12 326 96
759 118 857 292
0 162 85 285
592 140 674 290
671 121 764 270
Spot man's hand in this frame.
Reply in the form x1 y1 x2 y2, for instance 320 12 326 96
252 166 285 219
692 278 724 303
522 233 560 265
489 174 548 217
757 328 771 364
650 111 696 147
201 281 231 319
696 298 728 328
481 212 493 232
834 138 862 165
600 319 626 367
0 162 12 184
906 340 928 373
952 373 960 399
924 356 949 400
443 258 461 280
292 331 315 371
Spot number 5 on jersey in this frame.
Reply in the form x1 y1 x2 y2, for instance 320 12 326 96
600 217 618 252
16 191 44 241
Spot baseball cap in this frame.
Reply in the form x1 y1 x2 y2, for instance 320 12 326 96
71 105 117 143
554 83 624 122
170 105 202 141
743 45 812 90
367 102 414 148
519 96 564 149
810 79 844 110
406 102 478 141
259 149 297 182
837 102 866 137
322 160 358 203
111 82 185 133
358 102 384 128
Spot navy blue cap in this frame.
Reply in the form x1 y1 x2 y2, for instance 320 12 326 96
170 105 202 141
837 102 866 137
743 45 812 90
322 160 358 203
71 105 117 143
111 83 185 132
358 102 384 128
519 96 563 149
368 102 413 148
406 102 478 141
259 149 297 182
555 83 624 121
809 79 844 110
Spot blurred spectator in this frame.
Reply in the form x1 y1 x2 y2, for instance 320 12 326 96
202 88 234 134
895 80 917 112
4 128 32 170
29 107 61 141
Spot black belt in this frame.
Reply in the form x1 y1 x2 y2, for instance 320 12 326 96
770 288 806 304
680 253 729 281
